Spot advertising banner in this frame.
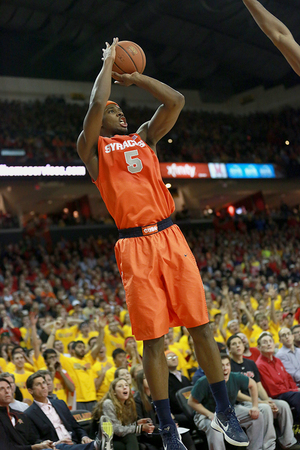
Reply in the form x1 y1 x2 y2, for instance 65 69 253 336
160 163 210 178
226 163 275 179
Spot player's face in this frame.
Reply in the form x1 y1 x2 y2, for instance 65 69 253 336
102 105 128 136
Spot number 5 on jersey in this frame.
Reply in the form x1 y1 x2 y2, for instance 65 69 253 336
125 150 143 174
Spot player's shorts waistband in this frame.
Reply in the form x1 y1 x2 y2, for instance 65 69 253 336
118 217 173 239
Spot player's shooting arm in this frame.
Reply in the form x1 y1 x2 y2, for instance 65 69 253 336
243 0 300 76
112 71 184 148
77 38 119 180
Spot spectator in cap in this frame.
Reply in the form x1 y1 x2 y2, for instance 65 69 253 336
256 332 300 422
277 327 300 387
282 312 296 329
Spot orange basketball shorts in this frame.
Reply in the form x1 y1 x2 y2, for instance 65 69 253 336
115 224 208 341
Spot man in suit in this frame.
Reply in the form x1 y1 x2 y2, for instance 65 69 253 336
24 372 101 450
0 377 54 450
166 351 194 431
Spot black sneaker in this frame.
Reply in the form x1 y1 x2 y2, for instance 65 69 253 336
211 406 249 447
159 423 187 450
96 415 114 450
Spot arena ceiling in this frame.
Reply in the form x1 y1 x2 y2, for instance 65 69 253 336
1 0 300 102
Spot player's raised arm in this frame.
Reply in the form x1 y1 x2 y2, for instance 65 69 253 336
243 0 300 76
112 71 185 150
77 38 118 180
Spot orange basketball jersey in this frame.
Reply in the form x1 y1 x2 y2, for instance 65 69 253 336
93 134 174 229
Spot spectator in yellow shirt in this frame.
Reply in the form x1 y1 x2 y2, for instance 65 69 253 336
42 348 75 405
55 318 79 353
92 343 114 401
65 340 97 411
12 349 33 405
98 348 128 400
104 321 125 357
77 321 98 346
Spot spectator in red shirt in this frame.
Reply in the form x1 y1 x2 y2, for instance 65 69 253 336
256 332 300 422
237 332 261 362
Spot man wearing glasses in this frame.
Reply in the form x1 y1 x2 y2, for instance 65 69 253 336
277 328 300 387
291 325 300 349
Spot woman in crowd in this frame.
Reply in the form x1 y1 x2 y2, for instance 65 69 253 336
92 377 154 450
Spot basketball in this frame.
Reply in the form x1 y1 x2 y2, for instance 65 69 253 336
113 41 146 75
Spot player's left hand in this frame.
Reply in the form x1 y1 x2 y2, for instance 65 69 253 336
112 71 137 86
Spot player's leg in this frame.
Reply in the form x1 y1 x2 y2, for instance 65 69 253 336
143 336 187 450
188 325 249 446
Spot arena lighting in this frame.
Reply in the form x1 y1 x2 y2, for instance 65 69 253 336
228 205 235 216
236 207 243 215
285 140 290 145
168 139 173 143
165 183 172 188
0 164 86 177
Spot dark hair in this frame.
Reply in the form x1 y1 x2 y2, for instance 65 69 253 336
72 340 85 350
291 324 300 332
79 321 89 331
114 367 128 379
42 348 57 360
11 347 24 359
112 348 126 359
226 334 243 349
68 341 75 350
220 353 230 362
36 369 51 378
26 372 46 390
88 336 97 347
0 372 14 381
257 332 274 347
0 376 11 387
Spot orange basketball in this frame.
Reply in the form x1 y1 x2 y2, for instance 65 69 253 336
113 40 146 75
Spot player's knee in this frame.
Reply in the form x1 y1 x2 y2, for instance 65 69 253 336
143 336 164 355
189 322 212 341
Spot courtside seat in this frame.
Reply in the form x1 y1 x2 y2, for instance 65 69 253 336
175 387 208 448
71 409 93 438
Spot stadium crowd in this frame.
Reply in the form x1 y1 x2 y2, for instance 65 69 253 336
1 98 300 172
0 215 300 449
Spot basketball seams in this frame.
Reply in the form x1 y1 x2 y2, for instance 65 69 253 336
117 43 139 72
113 61 125 74
135 44 146 73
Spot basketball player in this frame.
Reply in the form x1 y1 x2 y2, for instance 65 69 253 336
77 38 248 449
243 0 300 76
